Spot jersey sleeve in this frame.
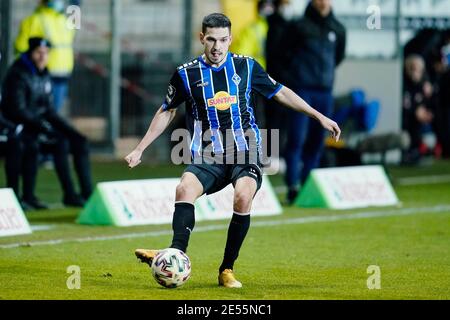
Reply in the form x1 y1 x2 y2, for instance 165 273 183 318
251 60 283 99
161 71 187 111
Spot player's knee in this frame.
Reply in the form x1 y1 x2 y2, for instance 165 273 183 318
233 191 253 212
176 172 203 201
176 182 192 200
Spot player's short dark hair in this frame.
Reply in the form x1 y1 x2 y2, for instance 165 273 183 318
202 13 232 34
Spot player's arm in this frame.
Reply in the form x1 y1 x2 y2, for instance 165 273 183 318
250 59 340 141
125 70 186 168
125 106 177 168
273 86 341 141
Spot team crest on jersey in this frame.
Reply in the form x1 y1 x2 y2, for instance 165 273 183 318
207 91 237 111
232 73 241 86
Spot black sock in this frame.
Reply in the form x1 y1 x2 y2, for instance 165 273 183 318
170 202 195 253
219 213 250 273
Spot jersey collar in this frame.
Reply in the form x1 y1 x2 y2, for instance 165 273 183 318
199 52 231 72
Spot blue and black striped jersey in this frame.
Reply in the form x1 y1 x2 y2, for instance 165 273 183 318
162 52 283 156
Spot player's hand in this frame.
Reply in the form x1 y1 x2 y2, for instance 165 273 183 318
125 149 143 168
319 115 341 142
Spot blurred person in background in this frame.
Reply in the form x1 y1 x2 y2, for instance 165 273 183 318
232 0 274 69
438 70 450 158
437 31 450 158
232 0 275 160
426 49 446 159
402 54 435 164
403 29 450 159
265 0 292 169
266 0 293 91
404 28 442 77
1 38 92 209
0 113 25 204
15 0 77 113
283 0 346 204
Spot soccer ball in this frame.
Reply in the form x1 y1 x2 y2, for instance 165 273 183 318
151 248 191 288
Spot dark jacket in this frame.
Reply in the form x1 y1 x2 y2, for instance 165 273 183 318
439 70 450 110
402 75 432 130
284 3 346 91
0 113 15 131
266 12 290 83
0 54 68 136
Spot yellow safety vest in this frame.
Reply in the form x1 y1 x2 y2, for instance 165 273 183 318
15 6 75 77
231 17 268 69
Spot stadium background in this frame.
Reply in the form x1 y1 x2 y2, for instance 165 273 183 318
0 0 449 300
2 0 449 162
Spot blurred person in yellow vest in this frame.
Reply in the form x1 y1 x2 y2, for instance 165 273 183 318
231 0 274 69
15 0 77 113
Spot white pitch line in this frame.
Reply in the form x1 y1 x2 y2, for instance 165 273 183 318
30 224 55 231
396 174 450 186
1 205 449 250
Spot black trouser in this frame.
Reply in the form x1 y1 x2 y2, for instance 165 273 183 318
436 106 450 158
1 134 24 197
48 114 93 200
264 99 289 158
403 116 422 152
21 125 93 201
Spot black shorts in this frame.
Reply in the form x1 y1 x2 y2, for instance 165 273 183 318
184 162 263 196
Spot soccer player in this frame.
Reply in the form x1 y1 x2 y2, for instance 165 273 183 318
125 13 340 288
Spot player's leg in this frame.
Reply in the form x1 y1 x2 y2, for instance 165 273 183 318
135 171 203 264
170 164 229 254
218 165 261 288
136 164 224 265
169 171 204 252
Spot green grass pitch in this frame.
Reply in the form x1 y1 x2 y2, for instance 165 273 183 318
0 159 449 300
